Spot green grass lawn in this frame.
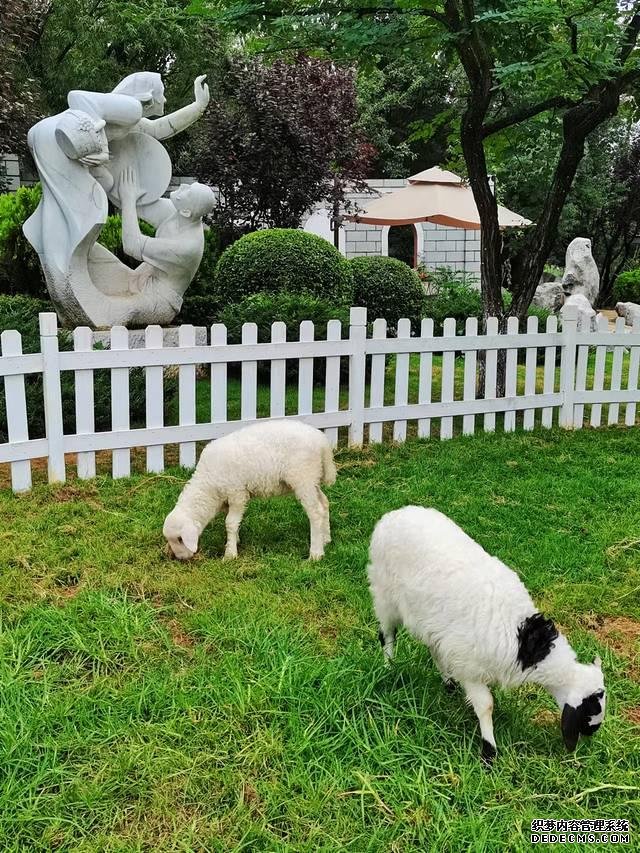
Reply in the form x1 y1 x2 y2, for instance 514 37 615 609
1 428 639 851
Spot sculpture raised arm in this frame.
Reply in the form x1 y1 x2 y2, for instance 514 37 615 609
140 75 210 140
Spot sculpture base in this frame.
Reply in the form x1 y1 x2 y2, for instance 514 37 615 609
91 326 208 349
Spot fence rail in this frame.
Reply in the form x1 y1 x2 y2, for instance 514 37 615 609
1 307 639 493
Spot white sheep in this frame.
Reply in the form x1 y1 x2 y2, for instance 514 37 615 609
163 419 336 561
367 506 606 762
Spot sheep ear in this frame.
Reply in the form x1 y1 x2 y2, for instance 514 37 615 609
181 522 199 554
561 704 580 752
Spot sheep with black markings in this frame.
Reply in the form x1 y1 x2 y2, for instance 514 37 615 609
164 420 335 561
368 506 606 762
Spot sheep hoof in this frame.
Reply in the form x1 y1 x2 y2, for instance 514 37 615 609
481 740 496 765
223 551 238 561
308 551 324 561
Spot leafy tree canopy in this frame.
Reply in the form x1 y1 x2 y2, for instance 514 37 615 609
194 1 640 322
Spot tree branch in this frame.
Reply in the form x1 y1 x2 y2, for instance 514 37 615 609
482 95 579 137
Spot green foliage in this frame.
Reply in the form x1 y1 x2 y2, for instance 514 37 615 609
177 294 220 328
350 256 425 333
0 186 47 298
29 0 223 115
355 58 452 177
189 227 221 296
218 291 349 344
0 293 51 351
218 291 349 382
0 188 162 299
0 294 172 442
422 268 482 334
178 227 223 325
421 268 552 331
97 214 155 265
543 264 563 280
524 304 552 328
214 229 353 307
613 268 640 304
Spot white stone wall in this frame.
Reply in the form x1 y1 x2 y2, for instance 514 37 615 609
422 222 481 275
0 155 21 191
337 178 480 277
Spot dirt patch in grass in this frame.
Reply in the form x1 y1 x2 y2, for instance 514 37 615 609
584 615 640 679
594 616 640 654
50 482 99 503
163 618 195 649
55 584 81 602
623 706 640 726
531 708 558 728
242 782 263 813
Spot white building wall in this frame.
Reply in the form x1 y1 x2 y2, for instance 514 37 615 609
1 155 22 191
336 178 480 277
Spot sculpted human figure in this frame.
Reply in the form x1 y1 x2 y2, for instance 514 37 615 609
116 167 215 326
23 73 212 328
67 73 210 225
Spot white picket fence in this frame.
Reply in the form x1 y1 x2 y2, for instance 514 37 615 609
1 306 639 493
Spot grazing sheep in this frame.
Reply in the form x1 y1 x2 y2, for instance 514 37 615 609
367 506 606 762
163 420 336 561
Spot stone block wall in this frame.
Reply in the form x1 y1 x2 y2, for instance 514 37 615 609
338 179 480 277
0 155 21 191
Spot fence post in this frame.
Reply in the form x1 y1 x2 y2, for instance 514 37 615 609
559 304 578 429
348 306 367 447
39 312 66 483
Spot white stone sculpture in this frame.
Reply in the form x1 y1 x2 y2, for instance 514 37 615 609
532 281 564 313
616 301 640 326
561 237 600 306
23 73 212 328
561 293 597 332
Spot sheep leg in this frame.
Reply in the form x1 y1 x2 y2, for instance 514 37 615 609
293 485 326 560
462 681 497 764
224 495 247 559
372 596 398 664
432 654 456 692
377 624 397 665
316 487 331 545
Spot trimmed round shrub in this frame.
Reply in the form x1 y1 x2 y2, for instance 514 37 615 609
214 229 353 307
350 256 425 333
612 268 640 304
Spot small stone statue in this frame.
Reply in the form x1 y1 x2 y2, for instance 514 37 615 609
616 301 640 326
561 293 597 332
23 73 211 328
561 237 600 306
